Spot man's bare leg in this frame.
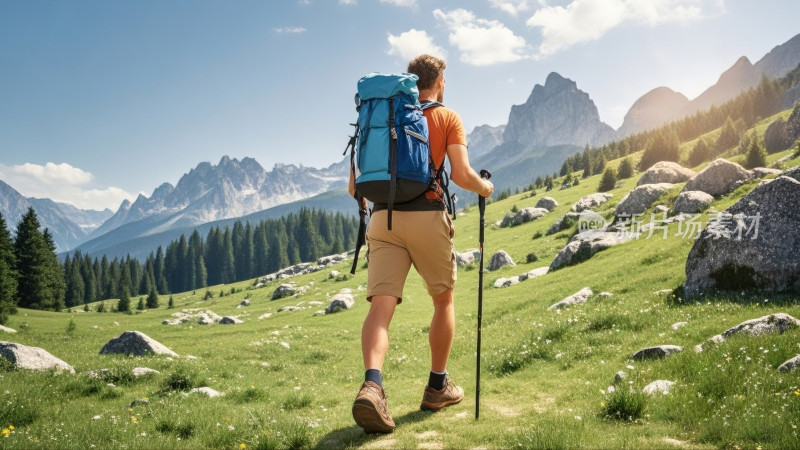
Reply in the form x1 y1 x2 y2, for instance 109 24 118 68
362 296 399 371
429 289 455 373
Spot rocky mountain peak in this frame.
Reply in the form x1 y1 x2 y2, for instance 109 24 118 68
502 72 615 150
617 87 690 137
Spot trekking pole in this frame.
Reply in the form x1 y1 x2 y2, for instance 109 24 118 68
476 169 491 420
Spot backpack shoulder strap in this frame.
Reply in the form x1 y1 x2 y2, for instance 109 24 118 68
420 101 443 111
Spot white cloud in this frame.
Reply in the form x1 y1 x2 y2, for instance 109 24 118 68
489 0 532 16
339 0 357 4
380 0 417 8
527 0 714 57
275 27 307 34
387 29 447 61
0 162 137 211
434 9 530 66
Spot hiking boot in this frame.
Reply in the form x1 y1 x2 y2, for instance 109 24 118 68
420 374 464 411
352 381 395 433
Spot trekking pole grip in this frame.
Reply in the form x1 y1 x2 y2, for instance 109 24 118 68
478 169 491 233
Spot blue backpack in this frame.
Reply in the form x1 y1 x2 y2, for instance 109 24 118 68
344 72 454 273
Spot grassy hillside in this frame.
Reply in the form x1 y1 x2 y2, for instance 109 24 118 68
1 123 799 449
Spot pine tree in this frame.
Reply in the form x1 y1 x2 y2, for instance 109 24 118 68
65 259 84 308
221 227 235 284
617 157 634 179
598 167 617 192
14 209 64 310
117 282 130 313
689 138 711 167
0 211 18 324
167 295 174 309
267 222 290 272
136 297 145 310
544 175 554 191
714 117 739 154
582 146 593 178
594 154 606 175
146 286 159 309
745 138 767 169
154 246 168 294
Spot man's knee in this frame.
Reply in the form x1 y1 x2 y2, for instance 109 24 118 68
432 289 453 308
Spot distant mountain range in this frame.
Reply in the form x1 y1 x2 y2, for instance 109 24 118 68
463 32 800 196
3 33 799 260
0 180 113 251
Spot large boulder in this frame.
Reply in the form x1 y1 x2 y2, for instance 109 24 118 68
779 355 800 373
750 167 783 179
488 250 516 271
631 345 683 361
709 313 800 343
683 158 752 196
615 183 675 216
500 207 549 227
571 193 613 212
326 292 355 314
535 197 559 211
636 161 695 186
0 325 16 334
455 249 480 267
0 341 75 373
684 176 800 298
643 380 676 396
672 191 714 214
99 331 178 357
272 282 299 300
548 287 593 310
546 212 581 235
219 316 243 325
550 231 636 271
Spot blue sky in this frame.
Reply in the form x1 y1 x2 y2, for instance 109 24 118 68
1 0 798 211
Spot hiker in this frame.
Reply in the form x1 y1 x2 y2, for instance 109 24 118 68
350 54 494 433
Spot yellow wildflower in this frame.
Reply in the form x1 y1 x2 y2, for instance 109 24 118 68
7 426 12 431
240 444 247 449
131 416 138 423
2 428 9 437
600 401 606 407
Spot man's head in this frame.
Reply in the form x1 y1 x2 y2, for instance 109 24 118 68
408 54 446 102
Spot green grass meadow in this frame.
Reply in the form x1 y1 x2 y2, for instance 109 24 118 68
2 121 800 448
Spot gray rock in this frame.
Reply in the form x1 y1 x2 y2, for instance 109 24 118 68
197 314 217 325
683 158 752 196
493 276 521 289
546 212 581 235
614 370 627 384
326 293 355 314
99 331 178 357
684 176 800 298
317 253 347 266
329 270 340 279
132 367 160 377
527 267 549 279
500 207 549 227
631 345 683 360
654 205 669 214
642 380 675 395
219 316 243 325
238 299 250 307
550 232 637 271
636 161 695 186
784 165 800 182
598 292 613 297
750 167 783 178
455 249 480 267
672 190 714 214
188 387 223 398
258 313 273 320
548 287 593 310
488 250 516 271
615 183 675 216
0 325 16 333
671 322 688 331
778 355 800 372
162 319 181 326
0 341 75 373
277 306 301 313
707 313 800 345
272 282 299 300
535 196 559 211
571 193 613 212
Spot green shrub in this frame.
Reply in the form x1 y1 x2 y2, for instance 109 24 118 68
602 385 647 421
526 253 539 263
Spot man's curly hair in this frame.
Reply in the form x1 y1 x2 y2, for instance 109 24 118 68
407 55 446 90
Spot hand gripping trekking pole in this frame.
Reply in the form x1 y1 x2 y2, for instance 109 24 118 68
476 169 491 420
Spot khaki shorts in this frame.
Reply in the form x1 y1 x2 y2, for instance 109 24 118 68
366 209 457 302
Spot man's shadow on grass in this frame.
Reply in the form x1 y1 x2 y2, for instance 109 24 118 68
314 410 430 449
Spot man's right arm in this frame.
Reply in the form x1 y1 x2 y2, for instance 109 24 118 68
447 143 493 198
